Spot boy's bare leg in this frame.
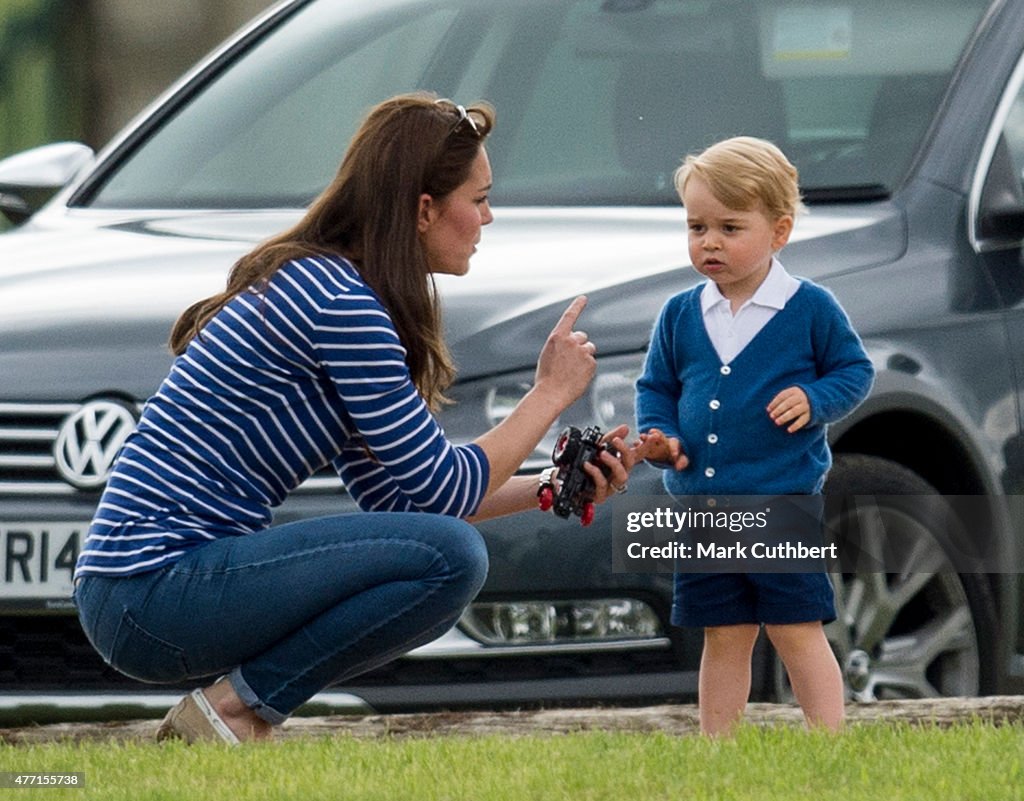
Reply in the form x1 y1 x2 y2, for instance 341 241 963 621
765 621 845 731
699 623 761 736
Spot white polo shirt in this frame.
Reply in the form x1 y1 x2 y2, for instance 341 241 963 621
700 257 801 365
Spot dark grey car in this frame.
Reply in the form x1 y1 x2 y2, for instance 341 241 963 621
1 0 1024 718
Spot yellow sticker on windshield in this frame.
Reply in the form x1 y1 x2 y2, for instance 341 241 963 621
772 6 852 62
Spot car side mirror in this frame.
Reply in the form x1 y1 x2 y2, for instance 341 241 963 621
0 142 95 225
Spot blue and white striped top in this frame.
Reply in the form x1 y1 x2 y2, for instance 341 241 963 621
74 255 489 578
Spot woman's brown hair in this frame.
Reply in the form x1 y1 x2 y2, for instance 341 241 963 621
168 92 495 412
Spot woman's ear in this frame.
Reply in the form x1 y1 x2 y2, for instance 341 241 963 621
417 193 434 234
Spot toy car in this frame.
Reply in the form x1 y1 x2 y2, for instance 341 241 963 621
538 426 617 526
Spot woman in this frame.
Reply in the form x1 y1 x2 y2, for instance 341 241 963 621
74 93 645 743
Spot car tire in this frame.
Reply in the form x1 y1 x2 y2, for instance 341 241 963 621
766 453 999 702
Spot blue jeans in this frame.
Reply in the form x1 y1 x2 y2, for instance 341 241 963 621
74 513 488 724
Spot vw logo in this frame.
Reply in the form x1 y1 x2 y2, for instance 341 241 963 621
54 400 139 490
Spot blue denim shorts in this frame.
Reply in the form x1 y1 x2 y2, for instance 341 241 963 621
671 571 836 628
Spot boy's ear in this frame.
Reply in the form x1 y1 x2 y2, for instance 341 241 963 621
771 214 794 251
417 193 435 233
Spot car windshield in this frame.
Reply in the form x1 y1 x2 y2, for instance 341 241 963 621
82 0 991 209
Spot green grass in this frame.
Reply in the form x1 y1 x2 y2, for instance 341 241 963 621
0 722 1021 801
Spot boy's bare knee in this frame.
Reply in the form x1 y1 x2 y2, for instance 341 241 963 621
704 623 760 656
765 620 822 645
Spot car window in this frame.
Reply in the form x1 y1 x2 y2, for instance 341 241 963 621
87 0 460 208
83 0 991 210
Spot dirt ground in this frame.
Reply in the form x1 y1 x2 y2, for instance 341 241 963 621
1 696 1022 745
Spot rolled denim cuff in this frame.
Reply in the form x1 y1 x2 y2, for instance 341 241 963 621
229 667 288 726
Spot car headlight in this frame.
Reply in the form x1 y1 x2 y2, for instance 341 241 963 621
441 353 645 471
459 598 663 645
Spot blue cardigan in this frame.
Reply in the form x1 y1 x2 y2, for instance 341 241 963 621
636 280 874 495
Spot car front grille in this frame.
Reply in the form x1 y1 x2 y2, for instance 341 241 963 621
0 401 343 496
0 616 133 690
0 403 80 495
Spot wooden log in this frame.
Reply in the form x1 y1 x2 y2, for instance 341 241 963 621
1 696 1022 745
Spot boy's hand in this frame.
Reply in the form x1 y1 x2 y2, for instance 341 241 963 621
638 428 689 471
768 386 811 433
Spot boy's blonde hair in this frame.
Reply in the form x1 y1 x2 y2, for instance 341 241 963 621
674 136 807 221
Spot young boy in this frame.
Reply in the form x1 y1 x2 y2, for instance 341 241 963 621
635 136 874 735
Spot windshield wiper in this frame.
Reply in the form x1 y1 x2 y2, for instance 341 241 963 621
803 185 890 203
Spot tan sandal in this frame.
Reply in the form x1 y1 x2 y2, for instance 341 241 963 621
156 689 241 745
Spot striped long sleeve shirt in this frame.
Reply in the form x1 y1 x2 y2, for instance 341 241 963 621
74 255 489 578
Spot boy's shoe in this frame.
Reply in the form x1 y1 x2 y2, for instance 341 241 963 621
156 688 241 745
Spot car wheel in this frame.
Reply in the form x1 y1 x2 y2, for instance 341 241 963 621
768 454 998 702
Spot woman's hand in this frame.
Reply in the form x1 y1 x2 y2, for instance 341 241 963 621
470 425 649 522
472 296 598 501
534 295 597 408
582 424 654 503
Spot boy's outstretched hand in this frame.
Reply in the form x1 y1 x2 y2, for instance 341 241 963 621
637 428 689 471
767 386 811 433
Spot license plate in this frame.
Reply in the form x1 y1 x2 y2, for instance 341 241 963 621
0 523 82 608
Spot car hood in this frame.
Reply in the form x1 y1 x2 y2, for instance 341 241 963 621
438 205 904 376
0 204 903 396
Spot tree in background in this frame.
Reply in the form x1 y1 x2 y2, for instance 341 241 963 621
0 0 89 159
0 0 271 231
1 0 274 157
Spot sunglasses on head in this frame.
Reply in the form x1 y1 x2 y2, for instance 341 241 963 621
436 99 480 137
